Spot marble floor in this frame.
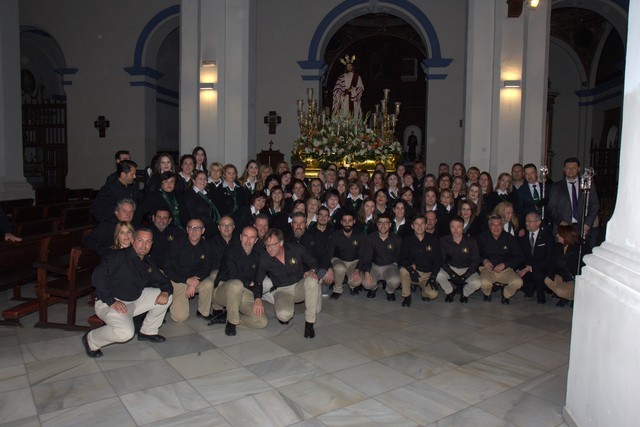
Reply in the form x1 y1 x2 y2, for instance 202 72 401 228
0 286 573 427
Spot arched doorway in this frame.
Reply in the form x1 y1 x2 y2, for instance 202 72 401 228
548 3 627 243
322 13 427 164
20 26 68 189
155 28 180 159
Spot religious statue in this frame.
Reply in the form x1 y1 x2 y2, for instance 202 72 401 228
407 131 418 161
331 54 364 121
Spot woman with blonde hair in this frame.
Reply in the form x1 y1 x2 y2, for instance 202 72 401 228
493 201 523 237
111 221 135 250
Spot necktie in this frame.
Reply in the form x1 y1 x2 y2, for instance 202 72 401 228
532 185 540 203
530 232 535 254
570 181 578 220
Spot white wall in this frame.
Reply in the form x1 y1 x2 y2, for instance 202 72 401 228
19 0 176 189
255 0 467 170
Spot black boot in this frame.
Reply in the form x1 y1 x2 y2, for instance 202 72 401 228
304 322 315 338
367 289 378 298
387 292 396 301
225 321 237 336
401 295 412 307
445 290 455 303
207 309 227 325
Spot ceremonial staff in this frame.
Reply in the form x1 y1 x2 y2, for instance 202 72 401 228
539 165 548 221
577 167 595 276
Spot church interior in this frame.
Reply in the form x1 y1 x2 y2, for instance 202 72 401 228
0 0 638 426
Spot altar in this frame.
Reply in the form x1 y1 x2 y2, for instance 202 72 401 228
292 87 403 175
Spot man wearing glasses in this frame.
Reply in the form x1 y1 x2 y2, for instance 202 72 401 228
359 213 402 301
212 226 267 336
256 228 321 338
165 218 216 322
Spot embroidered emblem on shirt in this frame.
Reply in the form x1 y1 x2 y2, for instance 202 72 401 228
462 247 469 254
503 245 508 250
200 254 205 260
387 244 394 250
168 235 174 242
289 257 297 265
147 267 152 273
352 240 359 246
426 245 432 252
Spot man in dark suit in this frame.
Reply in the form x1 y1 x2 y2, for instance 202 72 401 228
517 163 551 224
517 212 553 303
92 160 139 223
547 157 599 238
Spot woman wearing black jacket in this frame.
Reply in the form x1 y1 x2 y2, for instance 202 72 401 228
544 224 589 306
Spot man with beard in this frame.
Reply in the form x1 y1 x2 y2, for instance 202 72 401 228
326 212 365 299
359 214 401 301
148 207 184 270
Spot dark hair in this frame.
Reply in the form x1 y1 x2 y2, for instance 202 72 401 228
450 215 465 226
179 154 196 170
263 228 284 243
191 146 208 167
160 171 177 182
154 153 175 175
152 206 171 216
317 206 330 215
117 159 138 176
254 213 270 223
249 191 267 204
290 211 306 221
564 157 581 167
377 212 392 222
558 224 580 246
115 150 129 160
523 163 537 171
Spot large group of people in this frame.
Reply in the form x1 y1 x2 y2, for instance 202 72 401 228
79 147 599 358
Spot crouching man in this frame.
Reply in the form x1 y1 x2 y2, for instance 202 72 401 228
256 228 321 338
212 226 268 336
83 228 173 358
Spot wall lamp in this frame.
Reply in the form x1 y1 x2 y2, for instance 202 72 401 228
504 80 521 88
530 0 540 8
202 60 216 68
199 82 215 90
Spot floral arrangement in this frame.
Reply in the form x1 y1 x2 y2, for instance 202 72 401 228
292 117 403 167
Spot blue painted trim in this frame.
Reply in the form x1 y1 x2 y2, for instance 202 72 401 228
123 66 164 80
157 98 179 108
578 91 623 106
130 81 179 99
299 0 452 79
575 76 624 97
132 5 180 68
54 68 78 75
426 74 447 80
423 58 453 68
302 75 322 81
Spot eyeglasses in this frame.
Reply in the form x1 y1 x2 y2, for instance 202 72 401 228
265 241 281 249
187 226 204 231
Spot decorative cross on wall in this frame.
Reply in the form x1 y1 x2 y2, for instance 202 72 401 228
94 116 110 138
263 111 281 134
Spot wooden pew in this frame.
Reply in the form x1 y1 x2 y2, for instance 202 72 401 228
43 200 92 218
0 227 93 325
34 246 100 331
0 198 34 214
14 218 60 237
0 235 50 320
11 206 47 222
60 206 93 230
66 188 94 201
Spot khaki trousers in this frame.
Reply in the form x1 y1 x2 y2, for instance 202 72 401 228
88 288 172 351
544 275 575 300
273 276 321 323
479 266 523 298
369 263 401 293
436 266 482 297
331 258 361 293
170 272 215 322
213 279 267 328
399 267 438 300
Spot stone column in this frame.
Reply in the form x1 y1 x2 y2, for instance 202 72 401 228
180 0 255 166
464 0 550 175
564 2 640 426
0 0 34 199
